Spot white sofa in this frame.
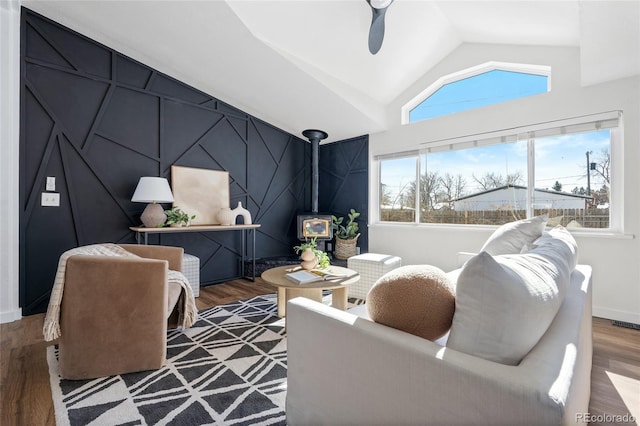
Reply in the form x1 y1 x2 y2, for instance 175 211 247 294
287 265 591 425
286 220 592 425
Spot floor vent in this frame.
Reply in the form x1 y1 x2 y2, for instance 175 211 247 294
612 320 640 330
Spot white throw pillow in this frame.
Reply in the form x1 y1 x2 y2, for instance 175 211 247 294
524 225 578 299
480 215 548 255
528 226 578 269
447 247 568 365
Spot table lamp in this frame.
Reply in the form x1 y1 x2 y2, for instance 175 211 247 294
131 177 174 227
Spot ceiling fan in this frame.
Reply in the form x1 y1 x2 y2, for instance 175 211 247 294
366 0 394 55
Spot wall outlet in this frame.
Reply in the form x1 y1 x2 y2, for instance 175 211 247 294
46 176 56 191
41 192 60 207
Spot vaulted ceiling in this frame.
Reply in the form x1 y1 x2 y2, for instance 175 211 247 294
21 0 640 143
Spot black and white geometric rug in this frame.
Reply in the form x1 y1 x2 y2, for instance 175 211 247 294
47 294 288 426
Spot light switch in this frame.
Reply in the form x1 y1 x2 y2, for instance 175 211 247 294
46 176 56 191
41 193 60 207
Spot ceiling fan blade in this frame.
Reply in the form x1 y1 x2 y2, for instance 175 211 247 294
367 0 393 55
368 6 387 54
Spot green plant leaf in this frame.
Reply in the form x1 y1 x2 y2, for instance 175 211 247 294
332 208 360 239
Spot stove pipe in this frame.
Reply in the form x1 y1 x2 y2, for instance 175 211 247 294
302 129 328 214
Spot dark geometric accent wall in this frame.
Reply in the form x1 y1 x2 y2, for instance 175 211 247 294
319 135 369 251
19 9 313 315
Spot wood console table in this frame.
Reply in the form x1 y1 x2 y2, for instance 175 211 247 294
129 224 261 280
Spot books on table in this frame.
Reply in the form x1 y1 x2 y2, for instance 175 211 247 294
285 269 357 285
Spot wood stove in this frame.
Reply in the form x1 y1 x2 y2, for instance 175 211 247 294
297 129 332 242
297 214 333 240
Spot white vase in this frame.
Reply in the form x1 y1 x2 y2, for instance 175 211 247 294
217 207 235 225
232 201 252 224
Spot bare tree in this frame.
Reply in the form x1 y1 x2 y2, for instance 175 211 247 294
593 184 609 206
472 172 499 190
391 181 413 209
380 181 413 210
422 172 441 209
572 186 587 195
584 149 610 205
407 171 441 211
440 173 467 205
380 183 391 206
508 171 524 185
591 149 610 185
472 171 524 190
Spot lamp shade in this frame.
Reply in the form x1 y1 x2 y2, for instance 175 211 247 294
131 177 174 203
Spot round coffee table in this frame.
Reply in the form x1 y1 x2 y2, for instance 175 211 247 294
261 265 360 317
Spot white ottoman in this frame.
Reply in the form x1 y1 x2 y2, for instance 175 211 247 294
182 253 200 297
347 253 402 300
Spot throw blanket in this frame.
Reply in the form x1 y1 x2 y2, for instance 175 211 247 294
43 243 198 342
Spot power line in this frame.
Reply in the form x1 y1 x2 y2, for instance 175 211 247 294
536 174 584 182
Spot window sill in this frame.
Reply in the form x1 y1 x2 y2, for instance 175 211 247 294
568 231 634 240
370 222 635 239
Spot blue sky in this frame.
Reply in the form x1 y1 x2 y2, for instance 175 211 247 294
409 70 548 122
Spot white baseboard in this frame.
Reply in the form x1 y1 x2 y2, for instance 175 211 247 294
593 306 640 325
0 308 22 324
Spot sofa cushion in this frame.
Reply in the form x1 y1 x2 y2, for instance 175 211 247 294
528 225 578 267
480 214 548 255
366 265 455 341
447 235 572 365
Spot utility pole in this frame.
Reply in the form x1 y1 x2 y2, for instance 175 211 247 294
586 151 592 196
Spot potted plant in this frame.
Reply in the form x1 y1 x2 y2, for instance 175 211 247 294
332 209 360 260
293 237 330 270
163 206 196 227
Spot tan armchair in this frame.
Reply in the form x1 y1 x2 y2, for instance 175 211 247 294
58 244 184 380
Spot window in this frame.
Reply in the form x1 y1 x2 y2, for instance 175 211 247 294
403 62 550 124
377 112 621 230
380 154 417 223
533 130 612 228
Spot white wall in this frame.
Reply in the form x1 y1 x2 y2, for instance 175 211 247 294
369 44 640 324
0 0 22 323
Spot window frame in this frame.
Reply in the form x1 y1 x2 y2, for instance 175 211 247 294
374 111 624 234
401 62 552 125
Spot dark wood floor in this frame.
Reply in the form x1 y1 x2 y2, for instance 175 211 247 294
1 278 638 425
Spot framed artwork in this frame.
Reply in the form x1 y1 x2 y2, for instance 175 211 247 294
170 165 229 225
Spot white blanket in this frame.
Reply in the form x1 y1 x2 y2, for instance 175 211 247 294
43 243 197 342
